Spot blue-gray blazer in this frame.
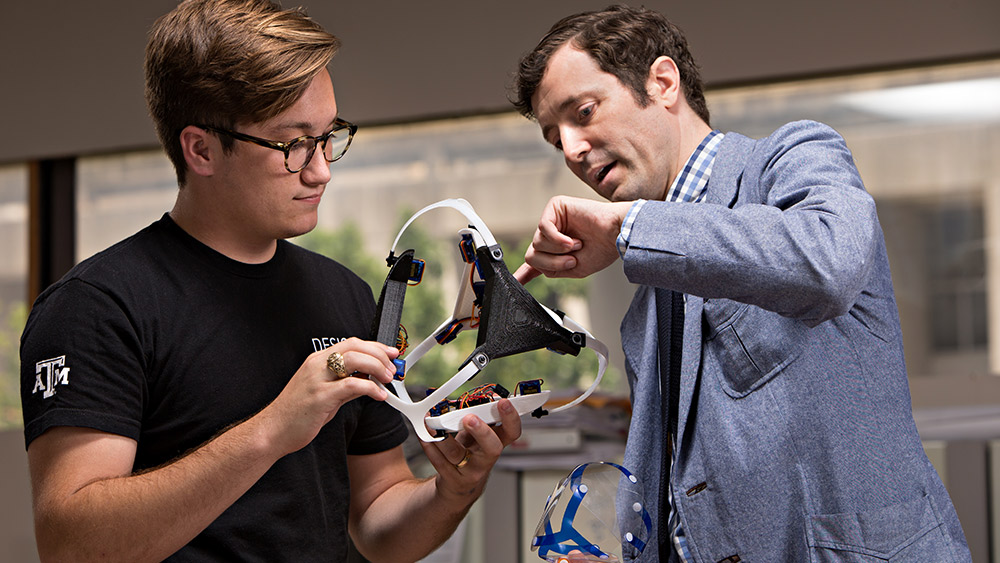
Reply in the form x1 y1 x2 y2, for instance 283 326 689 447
619 121 971 562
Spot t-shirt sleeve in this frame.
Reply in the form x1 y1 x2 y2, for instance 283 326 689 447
21 279 146 449
345 396 410 455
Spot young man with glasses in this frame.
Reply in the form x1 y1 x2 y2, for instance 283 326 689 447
511 5 971 562
20 1 520 561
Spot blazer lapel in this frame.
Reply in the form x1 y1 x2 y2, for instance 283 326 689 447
704 132 754 208
675 294 703 449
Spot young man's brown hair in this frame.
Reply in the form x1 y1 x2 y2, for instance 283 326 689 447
145 0 340 184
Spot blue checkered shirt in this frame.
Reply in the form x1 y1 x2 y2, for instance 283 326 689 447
616 130 723 255
616 130 724 562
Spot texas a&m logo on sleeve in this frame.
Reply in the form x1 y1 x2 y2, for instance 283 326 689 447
33 355 71 399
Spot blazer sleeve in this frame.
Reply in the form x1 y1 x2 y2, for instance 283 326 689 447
622 121 880 327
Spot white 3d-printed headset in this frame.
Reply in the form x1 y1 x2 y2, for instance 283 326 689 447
369 198 609 442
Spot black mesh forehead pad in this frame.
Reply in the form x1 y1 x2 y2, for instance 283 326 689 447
466 246 583 366
368 247 584 371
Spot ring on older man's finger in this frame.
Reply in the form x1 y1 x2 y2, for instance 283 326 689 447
326 352 348 379
455 449 472 469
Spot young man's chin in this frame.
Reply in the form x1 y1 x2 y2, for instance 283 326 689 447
282 216 320 240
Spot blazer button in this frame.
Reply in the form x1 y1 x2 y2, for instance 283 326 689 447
686 482 707 496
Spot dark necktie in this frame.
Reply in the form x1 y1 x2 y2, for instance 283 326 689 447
655 287 684 562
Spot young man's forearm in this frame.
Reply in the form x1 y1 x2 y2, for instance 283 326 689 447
33 417 280 563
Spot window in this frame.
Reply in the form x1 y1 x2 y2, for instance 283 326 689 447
77 150 177 261
926 202 987 352
0 164 29 429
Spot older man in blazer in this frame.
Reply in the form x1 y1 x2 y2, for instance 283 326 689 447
512 5 971 562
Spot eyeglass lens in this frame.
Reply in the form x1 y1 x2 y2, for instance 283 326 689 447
286 130 351 172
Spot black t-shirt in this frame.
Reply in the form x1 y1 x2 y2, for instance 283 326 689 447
21 214 409 561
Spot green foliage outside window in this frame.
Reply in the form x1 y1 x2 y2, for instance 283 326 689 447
0 301 28 430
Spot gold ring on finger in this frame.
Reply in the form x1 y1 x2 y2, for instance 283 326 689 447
455 449 472 469
326 351 348 379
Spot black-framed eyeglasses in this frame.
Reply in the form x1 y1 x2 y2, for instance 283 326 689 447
197 117 357 173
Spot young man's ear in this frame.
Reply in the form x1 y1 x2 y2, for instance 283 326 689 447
179 125 218 178
648 55 681 108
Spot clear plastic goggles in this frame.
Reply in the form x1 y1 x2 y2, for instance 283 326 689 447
532 462 652 562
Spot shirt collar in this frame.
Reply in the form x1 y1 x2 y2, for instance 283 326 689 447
665 130 724 203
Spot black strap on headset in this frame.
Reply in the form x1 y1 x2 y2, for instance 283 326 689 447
368 249 414 388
